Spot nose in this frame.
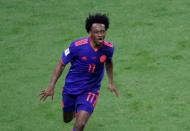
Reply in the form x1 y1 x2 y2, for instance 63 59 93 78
97 32 104 37
98 34 102 38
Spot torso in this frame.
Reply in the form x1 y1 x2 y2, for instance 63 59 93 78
62 37 114 95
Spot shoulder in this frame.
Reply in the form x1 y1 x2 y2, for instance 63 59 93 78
103 41 114 48
67 37 88 53
72 37 88 47
101 41 114 57
102 41 114 53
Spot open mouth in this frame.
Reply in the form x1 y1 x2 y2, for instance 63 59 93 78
98 38 104 42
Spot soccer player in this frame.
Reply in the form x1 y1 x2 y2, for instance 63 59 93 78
39 13 119 131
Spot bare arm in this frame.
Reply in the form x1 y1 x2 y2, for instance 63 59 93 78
49 59 65 88
105 60 119 97
40 59 66 101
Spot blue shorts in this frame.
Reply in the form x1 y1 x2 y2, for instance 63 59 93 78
62 92 99 114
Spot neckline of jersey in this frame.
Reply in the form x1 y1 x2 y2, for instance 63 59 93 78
88 37 103 52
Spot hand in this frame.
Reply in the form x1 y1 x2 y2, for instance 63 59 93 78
108 83 119 97
39 86 55 101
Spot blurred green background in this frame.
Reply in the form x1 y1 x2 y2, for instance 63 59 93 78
0 0 190 130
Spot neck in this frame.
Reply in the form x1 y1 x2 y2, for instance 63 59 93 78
89 38 102 51
90 38 102 48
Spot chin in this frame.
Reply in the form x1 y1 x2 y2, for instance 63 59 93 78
99 41 104 45
98 40 104 44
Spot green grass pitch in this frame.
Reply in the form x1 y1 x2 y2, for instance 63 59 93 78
0 0 190 131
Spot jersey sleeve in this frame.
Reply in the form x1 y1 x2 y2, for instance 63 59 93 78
61 43 77 65
106 46 114 63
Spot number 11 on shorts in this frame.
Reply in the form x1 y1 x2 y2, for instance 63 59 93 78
86 92 99 107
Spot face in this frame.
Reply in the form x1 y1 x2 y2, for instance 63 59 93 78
90 23 106 46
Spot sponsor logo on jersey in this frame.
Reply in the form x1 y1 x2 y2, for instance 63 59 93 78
81 56 88 61
92 57 97 60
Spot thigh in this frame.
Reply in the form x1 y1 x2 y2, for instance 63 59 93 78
62 94 76 122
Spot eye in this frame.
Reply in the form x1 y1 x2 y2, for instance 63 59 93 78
93 30 105 34
94 31 99 34
100 30 105 34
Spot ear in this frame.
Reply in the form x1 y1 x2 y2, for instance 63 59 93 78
89 32 93 38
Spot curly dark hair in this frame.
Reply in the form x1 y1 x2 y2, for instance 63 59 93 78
85 13 109 33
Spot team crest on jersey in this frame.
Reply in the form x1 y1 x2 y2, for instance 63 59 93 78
64 48 70 56
100 55 107 63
